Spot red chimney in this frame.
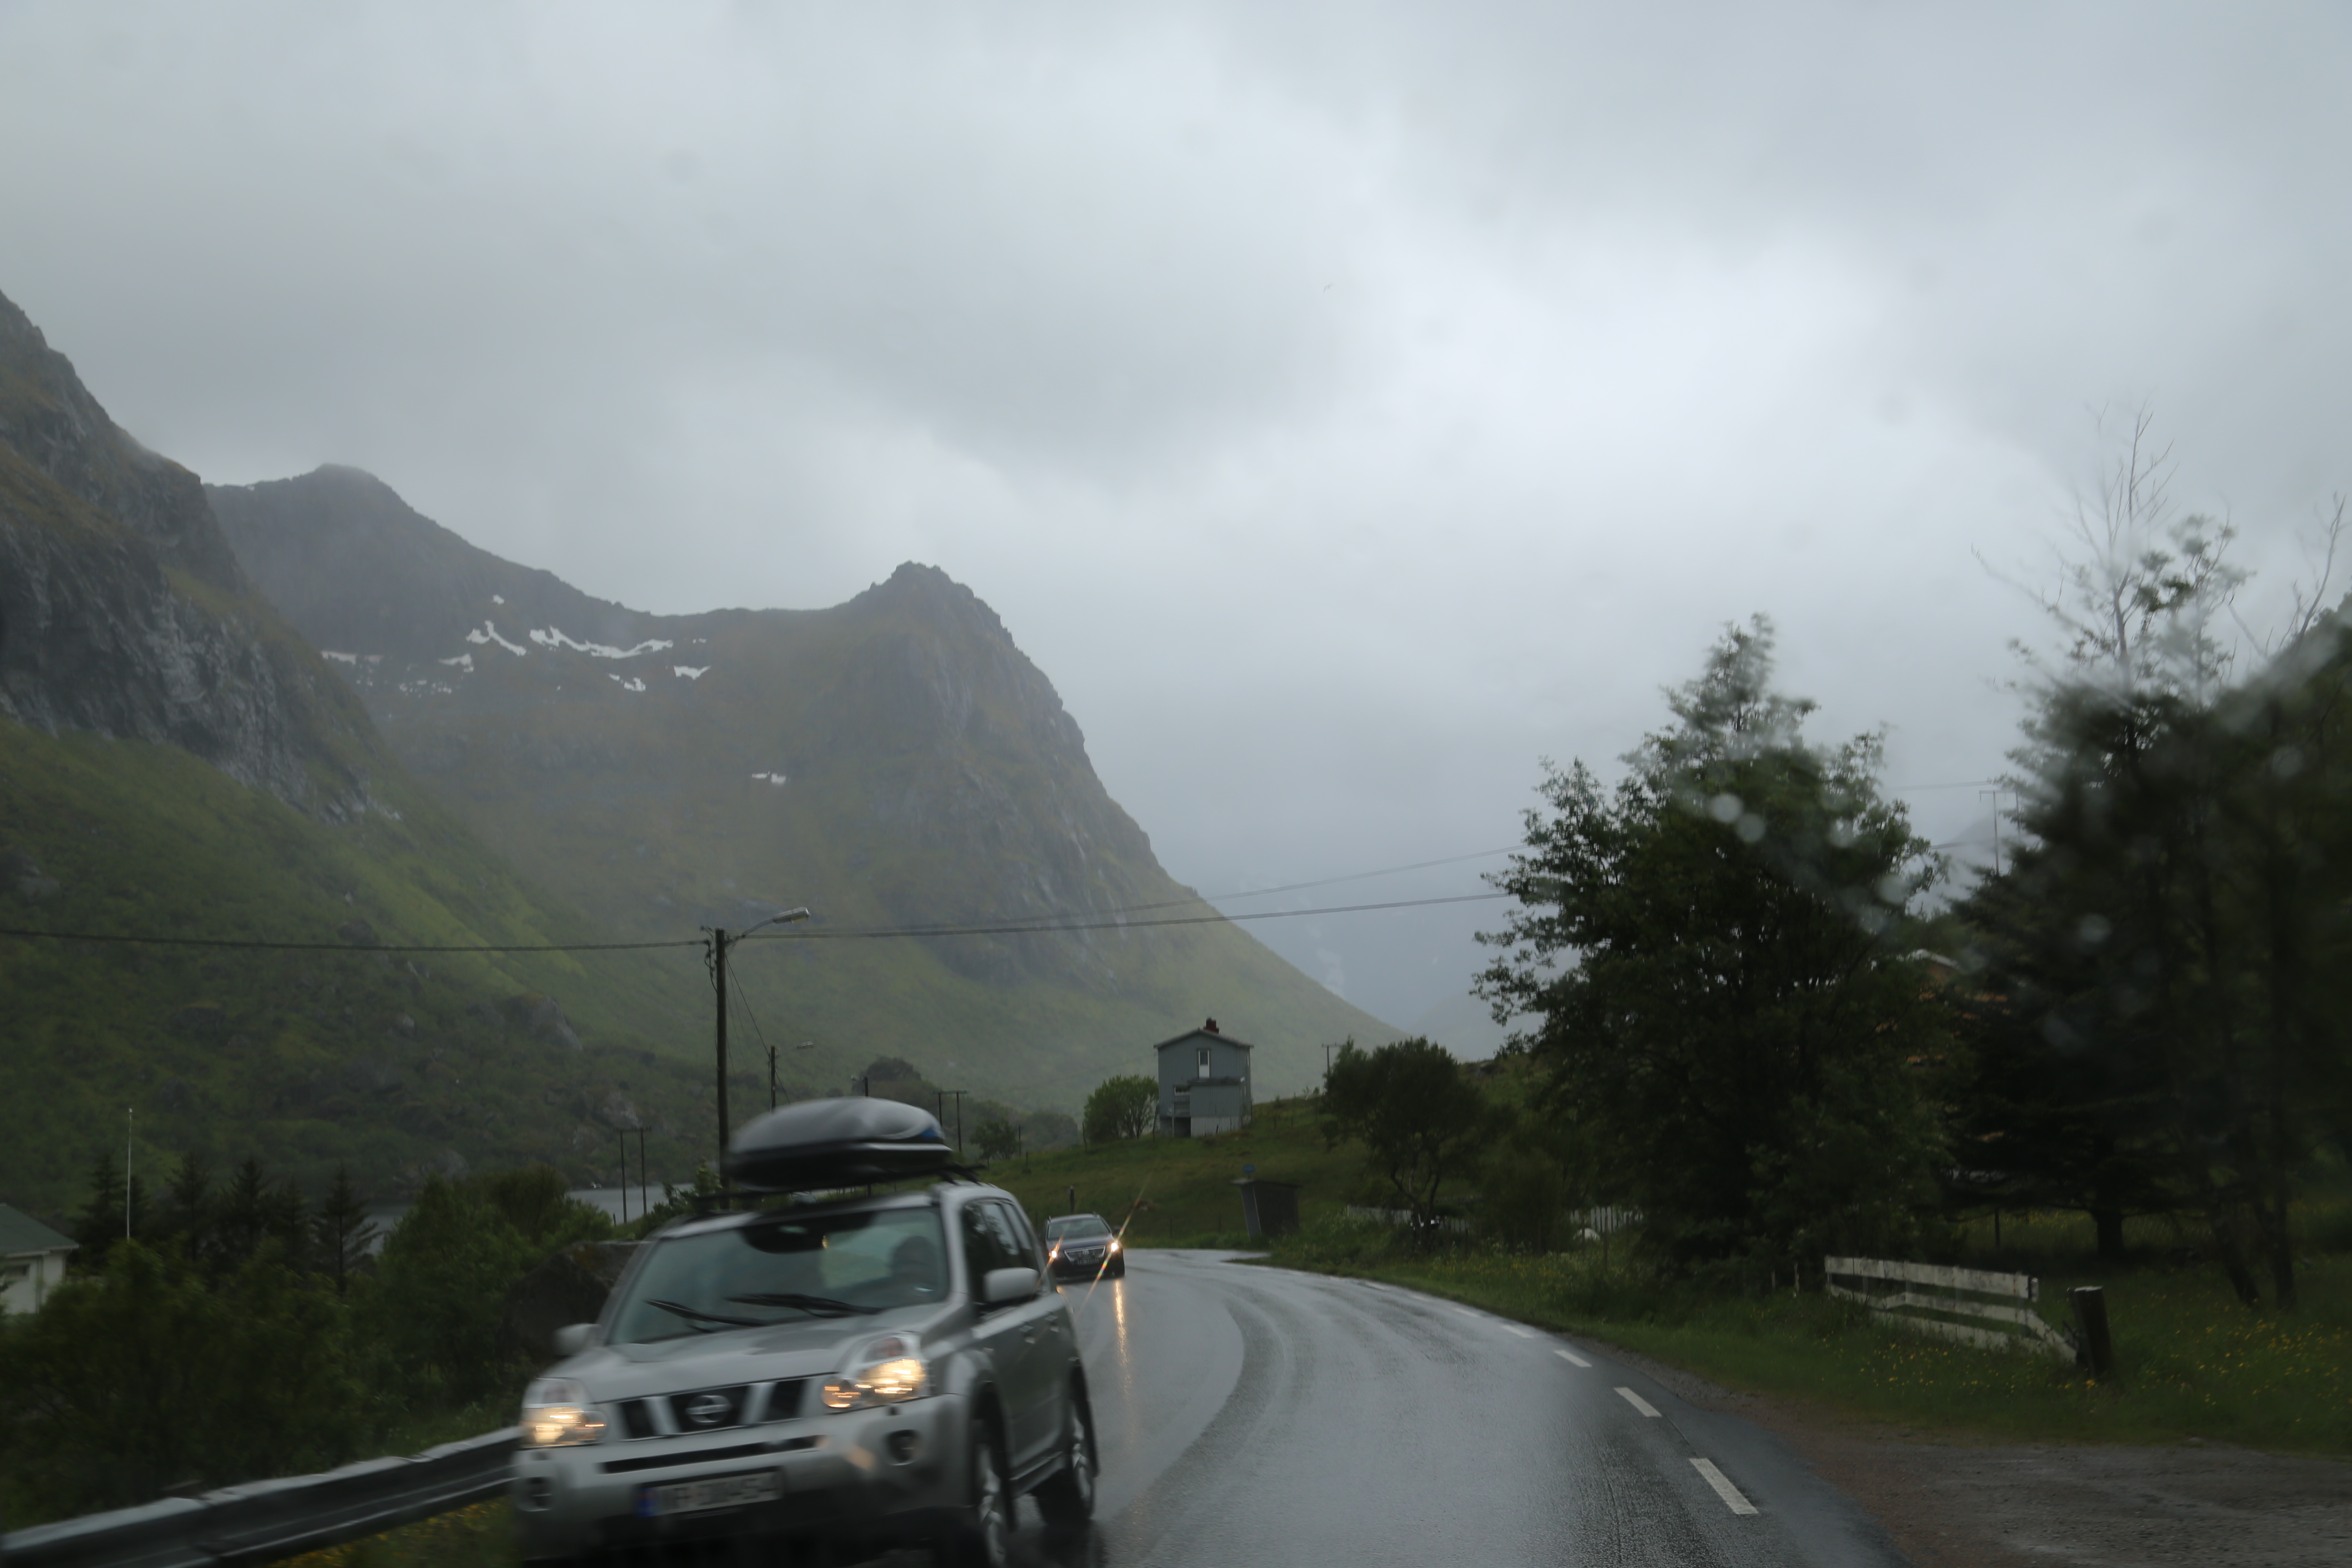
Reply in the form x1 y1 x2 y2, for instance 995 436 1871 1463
1204 1017 1220 1033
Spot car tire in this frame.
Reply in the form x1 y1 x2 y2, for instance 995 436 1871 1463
1110 1258 1126 1279
1033 1389 1097 1526
938 1415 1012 1568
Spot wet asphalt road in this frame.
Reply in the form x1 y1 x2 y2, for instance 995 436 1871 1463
991 1250 1910 1568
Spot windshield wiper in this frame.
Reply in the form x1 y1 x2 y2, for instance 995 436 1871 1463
647 1298 772 1329
728 1292 879 1317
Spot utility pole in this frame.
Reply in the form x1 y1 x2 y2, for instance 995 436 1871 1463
619 1129 630 1223
705 908 811 1167
1979 787 2014 878
767 1043 778 1112
943 1089 968 1156
124 1107 134 1240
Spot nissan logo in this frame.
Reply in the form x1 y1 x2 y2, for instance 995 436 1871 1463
686 1393 733 1427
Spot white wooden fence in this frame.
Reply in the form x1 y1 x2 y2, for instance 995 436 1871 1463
1823 1256 2075 1360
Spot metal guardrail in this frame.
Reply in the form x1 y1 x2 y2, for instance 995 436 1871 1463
0 1427 517 1568
1824 1255 2074 1359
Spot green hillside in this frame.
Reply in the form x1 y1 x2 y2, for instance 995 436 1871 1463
0 718 745 1219
981 1098 1371 1246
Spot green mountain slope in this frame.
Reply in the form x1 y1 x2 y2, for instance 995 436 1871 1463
208 468 1401 1110
0 291 728 1219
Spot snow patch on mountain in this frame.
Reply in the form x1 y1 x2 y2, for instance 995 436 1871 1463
439 653 474 671
322 650 359 665
466 622 528 656
530 625 675 659
751 772 787 787
609 674 647 693
674 665 709 680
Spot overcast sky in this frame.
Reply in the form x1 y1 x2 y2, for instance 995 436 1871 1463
5 3 2348 1035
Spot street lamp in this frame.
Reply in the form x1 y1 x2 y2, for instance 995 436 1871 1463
704 907 810 1164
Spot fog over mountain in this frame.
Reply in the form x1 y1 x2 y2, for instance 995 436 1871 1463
3 4 2346 1030
207 464 1399 1098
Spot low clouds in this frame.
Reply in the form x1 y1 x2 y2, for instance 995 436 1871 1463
3 2 2344 1026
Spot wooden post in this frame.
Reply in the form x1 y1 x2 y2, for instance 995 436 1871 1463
2069 1286 2116 1378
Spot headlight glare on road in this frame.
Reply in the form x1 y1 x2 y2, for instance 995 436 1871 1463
821 1333 929 1410
520 1378 607 1447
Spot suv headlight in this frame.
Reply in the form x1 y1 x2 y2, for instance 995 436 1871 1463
821 1333 930 1410
520 1377 609 1447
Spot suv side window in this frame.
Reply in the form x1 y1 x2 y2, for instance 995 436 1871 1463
960 1200 1017 1295
992 1201 1044 1270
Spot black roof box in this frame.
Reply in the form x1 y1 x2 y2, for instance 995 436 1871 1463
724 1097 955 1191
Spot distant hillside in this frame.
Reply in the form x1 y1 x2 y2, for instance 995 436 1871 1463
208 467 1400 1108
0 290 732 1219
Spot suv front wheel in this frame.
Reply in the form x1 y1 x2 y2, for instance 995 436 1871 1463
1033 1391 1096 1526
940 1415 1012 1568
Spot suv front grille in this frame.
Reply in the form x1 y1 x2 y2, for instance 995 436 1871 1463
757 1379 805 1422
608 1379 813 1439
666 1384 751 1433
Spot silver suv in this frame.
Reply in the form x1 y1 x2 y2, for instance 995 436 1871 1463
510 1102 1097 1565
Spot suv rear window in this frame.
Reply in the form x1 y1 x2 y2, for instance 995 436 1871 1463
609 1207 947 1344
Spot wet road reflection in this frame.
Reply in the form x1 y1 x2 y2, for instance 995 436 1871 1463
879 1251 1905 1567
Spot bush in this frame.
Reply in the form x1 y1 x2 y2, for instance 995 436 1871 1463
1083 1075 1158 1144
356 1177 539 1409
0 1241 364 1521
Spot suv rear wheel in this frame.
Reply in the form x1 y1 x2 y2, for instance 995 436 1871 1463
939 1415 1011 1568
1033 1393 1096 1525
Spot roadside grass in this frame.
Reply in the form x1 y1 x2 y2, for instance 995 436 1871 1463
272 1499 516 1568
980 1097 1361 1246
1266 1219 2352 1458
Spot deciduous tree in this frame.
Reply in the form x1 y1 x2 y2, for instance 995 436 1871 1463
1479 618 1953 1272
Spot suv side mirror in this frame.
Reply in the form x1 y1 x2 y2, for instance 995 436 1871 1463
981 1266 1038 1306
553 1323 599 1357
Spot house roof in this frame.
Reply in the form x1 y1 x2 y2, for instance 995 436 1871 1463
0 1203 75 1256
1152 1026 1253 1054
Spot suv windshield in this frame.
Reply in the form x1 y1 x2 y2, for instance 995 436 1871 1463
1044 1215 1109 1240
610 1206 948 1344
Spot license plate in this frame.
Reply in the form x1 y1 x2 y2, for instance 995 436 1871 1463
637 1470 783 1518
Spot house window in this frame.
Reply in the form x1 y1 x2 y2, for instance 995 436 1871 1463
1197 1047 1210 1079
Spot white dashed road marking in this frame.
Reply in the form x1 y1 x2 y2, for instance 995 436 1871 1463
1503 1325 1534 1338
1615 1387 1662 1418
1691 1457 1759 1515
1555 1348 1592 1368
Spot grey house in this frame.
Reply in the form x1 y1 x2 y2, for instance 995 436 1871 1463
1155 1019 1253 1136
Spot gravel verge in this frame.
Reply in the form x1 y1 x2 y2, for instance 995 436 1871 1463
1597 1340 2352 1567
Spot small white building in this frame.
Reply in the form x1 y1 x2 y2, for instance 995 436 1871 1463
0 1204 76 1314
1155 1018 1253 1137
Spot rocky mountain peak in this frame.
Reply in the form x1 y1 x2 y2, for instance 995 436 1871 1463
0 288 375 820
0 292 245 593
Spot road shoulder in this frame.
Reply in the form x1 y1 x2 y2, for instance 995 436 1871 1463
1591 1339 2352 1568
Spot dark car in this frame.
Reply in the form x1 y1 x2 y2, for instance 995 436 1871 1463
1041 1214 1124 1281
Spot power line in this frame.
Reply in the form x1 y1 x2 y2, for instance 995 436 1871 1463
0 927 700 954
1189 845 1523 907
748 890 1509 943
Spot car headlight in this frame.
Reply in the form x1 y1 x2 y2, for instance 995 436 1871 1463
1107 1237 1121 1253
520 1377 609 1447
821 1333 930 1410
